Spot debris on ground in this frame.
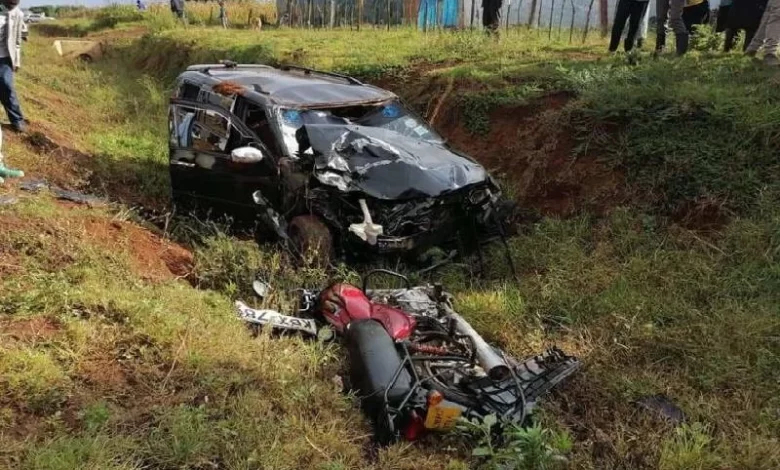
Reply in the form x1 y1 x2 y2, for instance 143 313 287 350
0 195 19 205
20 179 49 193
19 177 106 207
53 39 104 62
236 271 580 444
51 188 107 207
635 394 685 424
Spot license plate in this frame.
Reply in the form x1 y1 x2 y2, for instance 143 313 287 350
235 301 318 336
377 237 415 252
424 403 462 430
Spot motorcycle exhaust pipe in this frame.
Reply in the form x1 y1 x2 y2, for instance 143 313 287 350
444 307 511 382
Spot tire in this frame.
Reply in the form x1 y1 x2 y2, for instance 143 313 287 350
287 215 334 266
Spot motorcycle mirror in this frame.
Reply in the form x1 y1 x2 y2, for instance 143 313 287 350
252 279 271 299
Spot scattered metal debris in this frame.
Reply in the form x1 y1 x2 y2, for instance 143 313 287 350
51 188 107 207
0 195 19 205
19 179 49 193
53 39 104 62
636 394 685 424
19 178 106 207
236 271 580 444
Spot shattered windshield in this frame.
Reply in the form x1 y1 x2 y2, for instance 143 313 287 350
277 100 442 157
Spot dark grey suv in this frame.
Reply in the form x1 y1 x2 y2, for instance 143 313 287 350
169 62 514 260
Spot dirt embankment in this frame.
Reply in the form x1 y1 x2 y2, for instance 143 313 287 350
378 73 625 217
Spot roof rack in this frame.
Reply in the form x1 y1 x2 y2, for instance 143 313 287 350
188 62 274 75
279 64 363 86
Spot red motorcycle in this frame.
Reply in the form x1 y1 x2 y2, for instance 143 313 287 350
237 270 580 444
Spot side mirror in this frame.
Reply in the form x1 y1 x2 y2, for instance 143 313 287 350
231 146 264 163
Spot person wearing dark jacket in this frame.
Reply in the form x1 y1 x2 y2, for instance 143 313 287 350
723 0 768 51
609 0 650 52
482 0 502 35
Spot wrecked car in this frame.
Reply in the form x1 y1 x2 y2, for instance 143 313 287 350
169 62 515 261
236 270 580 443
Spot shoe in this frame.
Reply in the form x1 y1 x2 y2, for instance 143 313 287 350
636 38 645 49
10 121 26 133
745 49 757 58
763 54 780 66
0 164 24 179
675 34 690 56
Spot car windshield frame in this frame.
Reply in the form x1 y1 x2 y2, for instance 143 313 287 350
272 99 444 159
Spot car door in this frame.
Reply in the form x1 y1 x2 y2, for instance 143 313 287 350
168 99 277 217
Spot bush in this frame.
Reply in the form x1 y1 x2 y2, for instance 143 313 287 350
92 4 145 30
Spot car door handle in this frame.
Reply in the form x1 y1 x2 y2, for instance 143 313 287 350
171 160 196 168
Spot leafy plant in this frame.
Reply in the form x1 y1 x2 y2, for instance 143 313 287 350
458 415 572 470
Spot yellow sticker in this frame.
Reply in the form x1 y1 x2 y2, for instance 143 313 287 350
424 404 462 430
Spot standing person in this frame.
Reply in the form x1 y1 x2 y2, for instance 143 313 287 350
636 4 650 49
0 0 25 133
170 0 185 21
218 0 228 28
724 0 768 51
716 0 734 34
482 0 502 36
683 0 711 32
745 0 780 65
656 0 690 55
609 0 650 52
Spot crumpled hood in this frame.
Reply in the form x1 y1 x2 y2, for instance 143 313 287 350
303 124 488 200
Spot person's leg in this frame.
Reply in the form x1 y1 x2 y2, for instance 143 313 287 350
656 0 671 51
637 3 650 48
746 7 771 54
761 0 780 58
669 0 689 54
625 1 648 51
724 28 736 51
0 125 24 179
610 0 632 51
0 58 24 130
744 27 758 50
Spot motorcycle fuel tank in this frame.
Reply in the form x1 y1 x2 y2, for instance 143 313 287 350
319 284 416 340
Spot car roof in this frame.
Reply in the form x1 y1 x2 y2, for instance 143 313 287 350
181 64 396 108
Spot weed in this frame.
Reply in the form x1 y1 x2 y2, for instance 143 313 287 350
458 415 572 470
0 349 69 414
659 423 721 470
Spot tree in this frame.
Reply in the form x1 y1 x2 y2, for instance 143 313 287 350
599 0 609 37
528 0 538 26
582 0 596 42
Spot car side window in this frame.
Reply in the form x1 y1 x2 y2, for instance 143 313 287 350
244 104 281 156
172 104 250 155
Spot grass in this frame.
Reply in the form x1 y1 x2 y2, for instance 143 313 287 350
1 16 778 470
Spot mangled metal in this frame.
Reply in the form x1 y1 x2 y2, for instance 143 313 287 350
235 272 580 444
169 63 517 264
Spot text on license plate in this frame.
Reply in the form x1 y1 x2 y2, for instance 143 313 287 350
235 301 318 336
424 404 462 430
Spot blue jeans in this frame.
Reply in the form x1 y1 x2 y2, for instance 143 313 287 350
0 58 23 127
